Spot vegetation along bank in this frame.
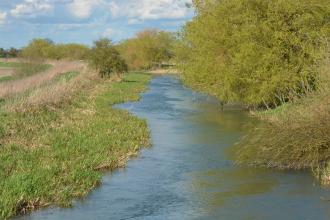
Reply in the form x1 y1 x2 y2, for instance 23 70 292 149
176 0 330 183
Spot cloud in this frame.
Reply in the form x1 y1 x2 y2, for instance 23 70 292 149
102 27 116 38
67 0 102 19
110 0 192 21
109 2 120 18
10 0 54 18
56 22 101 31
128 18 141 25
0 11 7 25
1 0 192 24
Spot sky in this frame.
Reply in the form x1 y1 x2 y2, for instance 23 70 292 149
0 0 194 49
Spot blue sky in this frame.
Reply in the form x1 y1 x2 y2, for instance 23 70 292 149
0 0 194 49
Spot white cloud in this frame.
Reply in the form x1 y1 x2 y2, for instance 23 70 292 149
57 23 94 31
0 11 7 25
68 0 102 19
128 18 141 25
111 0 192 21
109 2 120 18
102 27 115 38
10 0 54 18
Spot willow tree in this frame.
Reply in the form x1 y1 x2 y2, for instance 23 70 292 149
177 0 330 107
118 29 176 70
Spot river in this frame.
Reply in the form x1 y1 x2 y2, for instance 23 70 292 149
18 75 330 220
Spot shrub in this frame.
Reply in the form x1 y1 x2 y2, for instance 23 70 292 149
89 38 128 78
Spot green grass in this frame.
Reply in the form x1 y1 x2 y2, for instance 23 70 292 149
0 62 19 68
0 72 152 219
0 76 13 83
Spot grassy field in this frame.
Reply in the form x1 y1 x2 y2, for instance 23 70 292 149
0 62 18 68
0 66 152 218
0 62 51 83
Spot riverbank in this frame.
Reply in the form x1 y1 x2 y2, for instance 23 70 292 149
178 55 330 184
20 74 330 220
234 59 330 184
0 64 152 219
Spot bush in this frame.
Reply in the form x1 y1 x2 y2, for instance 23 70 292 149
89 38 128 78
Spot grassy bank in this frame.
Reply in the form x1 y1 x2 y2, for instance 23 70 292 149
235 59 330 183
0 70 152 219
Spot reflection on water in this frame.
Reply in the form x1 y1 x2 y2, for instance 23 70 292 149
190 168 278 209
19 75 330 220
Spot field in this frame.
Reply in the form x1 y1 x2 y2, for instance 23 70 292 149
0 61 51 83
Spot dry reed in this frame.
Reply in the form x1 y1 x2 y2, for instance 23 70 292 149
0 61 85 100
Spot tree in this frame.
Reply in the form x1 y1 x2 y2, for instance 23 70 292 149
21 39 90 61
0 48 6 58
0 48 20 58
21 39 54 61
7 48 20 58
118 29 176 70
89 38 128 78
177 0 330 107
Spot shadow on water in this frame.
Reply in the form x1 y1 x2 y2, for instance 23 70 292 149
18 75 330 220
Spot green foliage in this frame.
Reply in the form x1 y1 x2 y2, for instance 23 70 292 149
21 39 89 61
0 73 152 219
21 39 54 61
118 29 176 70
0 62 19 68
89 38 128 78
178 0 330 107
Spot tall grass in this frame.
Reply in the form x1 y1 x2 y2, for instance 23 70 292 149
13 62 51 79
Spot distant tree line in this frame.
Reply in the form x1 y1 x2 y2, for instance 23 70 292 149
0 47 21 58
176 0 330 108
18 30 177 78
21 39 89 61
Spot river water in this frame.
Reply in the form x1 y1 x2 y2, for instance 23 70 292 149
19 75 330 220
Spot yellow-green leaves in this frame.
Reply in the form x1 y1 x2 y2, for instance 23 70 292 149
178 0 330 107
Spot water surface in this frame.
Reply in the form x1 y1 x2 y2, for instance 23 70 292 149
19 75 330 220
